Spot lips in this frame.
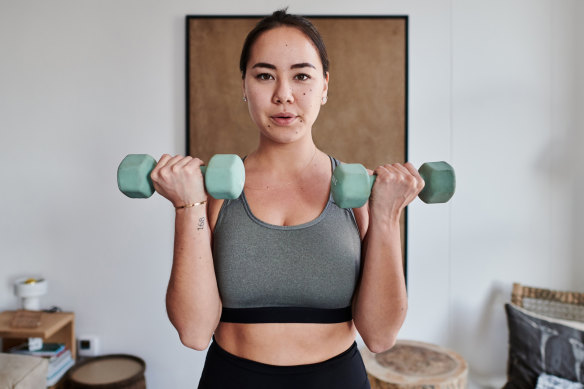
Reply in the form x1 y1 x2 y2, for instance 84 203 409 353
270 112 297 126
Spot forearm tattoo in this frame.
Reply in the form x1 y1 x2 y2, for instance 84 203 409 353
197 217 205 231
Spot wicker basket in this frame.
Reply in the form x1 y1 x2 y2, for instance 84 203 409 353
511 282 584 322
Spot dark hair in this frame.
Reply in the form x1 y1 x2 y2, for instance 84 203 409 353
239 9 329 78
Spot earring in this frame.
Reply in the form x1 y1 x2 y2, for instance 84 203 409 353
322 96 328 104
243 96 247 102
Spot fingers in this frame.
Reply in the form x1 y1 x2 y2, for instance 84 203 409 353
403 162 425 191
151 154 178 177
152 154 172 172
152 154 203 174
373 163 413 183
371 162 426 209
150 154 207 190
181 156 205 173
171 155 193 169
374 163 423 187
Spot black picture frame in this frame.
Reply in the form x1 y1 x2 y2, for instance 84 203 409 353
185 14 409 279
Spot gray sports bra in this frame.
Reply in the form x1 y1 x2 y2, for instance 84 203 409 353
212 156 362 324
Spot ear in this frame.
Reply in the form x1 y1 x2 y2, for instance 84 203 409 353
322 72 329 104
242 78 247 101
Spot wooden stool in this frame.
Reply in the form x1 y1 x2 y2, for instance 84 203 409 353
66 354 146 389
360 340 468 389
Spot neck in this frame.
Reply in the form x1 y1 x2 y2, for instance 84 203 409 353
250 136 318 175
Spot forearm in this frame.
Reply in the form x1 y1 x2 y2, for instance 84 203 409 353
353 217 407 353
166 205 221 350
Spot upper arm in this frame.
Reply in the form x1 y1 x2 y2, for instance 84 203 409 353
352 202 369 241
207 197 224 242
351 201 369 312
352 165 373 241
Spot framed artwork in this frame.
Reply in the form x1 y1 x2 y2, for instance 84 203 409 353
186 15 409 271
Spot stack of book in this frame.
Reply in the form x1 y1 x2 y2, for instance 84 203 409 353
10 342 75 386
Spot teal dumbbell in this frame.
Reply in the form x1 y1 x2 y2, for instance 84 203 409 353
117 154 245 199
331 161 455 208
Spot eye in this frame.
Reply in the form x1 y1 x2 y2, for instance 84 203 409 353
294 73 311 81
256 73 274 81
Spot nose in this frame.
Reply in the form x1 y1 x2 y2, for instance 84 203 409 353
272 79 294 104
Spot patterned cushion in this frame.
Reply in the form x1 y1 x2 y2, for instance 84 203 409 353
504 303 584 389
536 373 584 389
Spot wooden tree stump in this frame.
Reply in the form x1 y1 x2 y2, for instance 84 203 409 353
360 340 468 389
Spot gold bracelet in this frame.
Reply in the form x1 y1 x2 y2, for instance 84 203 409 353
175 200 207 209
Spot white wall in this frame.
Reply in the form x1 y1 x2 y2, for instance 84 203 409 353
0 0 581 387
443 1 580 383
572 0 584 295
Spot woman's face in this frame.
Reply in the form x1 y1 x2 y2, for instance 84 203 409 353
243 26 329 145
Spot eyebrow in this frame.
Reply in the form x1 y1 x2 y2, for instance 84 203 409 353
251 62 317 70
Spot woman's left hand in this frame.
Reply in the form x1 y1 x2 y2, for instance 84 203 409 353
368 162 425 223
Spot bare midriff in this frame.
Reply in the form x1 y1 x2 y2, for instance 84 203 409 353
214 321 357 365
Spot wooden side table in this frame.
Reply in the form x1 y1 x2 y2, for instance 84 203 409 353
360 340 468 389
0 310 76 359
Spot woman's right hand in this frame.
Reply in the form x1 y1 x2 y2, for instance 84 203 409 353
150 154 208 208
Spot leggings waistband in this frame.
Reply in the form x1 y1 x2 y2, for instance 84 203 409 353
209 338 359 375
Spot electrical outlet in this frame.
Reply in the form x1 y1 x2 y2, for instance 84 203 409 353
77 335 100 357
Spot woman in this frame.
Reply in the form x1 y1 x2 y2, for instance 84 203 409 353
151 9 424 388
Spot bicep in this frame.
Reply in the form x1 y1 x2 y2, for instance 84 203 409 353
207 198 224 244
350 201 369 309
352 202 369 241
352 166 373 241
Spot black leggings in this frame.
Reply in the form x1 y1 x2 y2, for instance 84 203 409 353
198 339 371 389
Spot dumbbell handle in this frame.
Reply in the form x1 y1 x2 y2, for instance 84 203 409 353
363 161 454 203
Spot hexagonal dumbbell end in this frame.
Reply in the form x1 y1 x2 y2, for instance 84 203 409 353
117 154 157 198
417 161 456 204
204 154 245 200
331 163 374 209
